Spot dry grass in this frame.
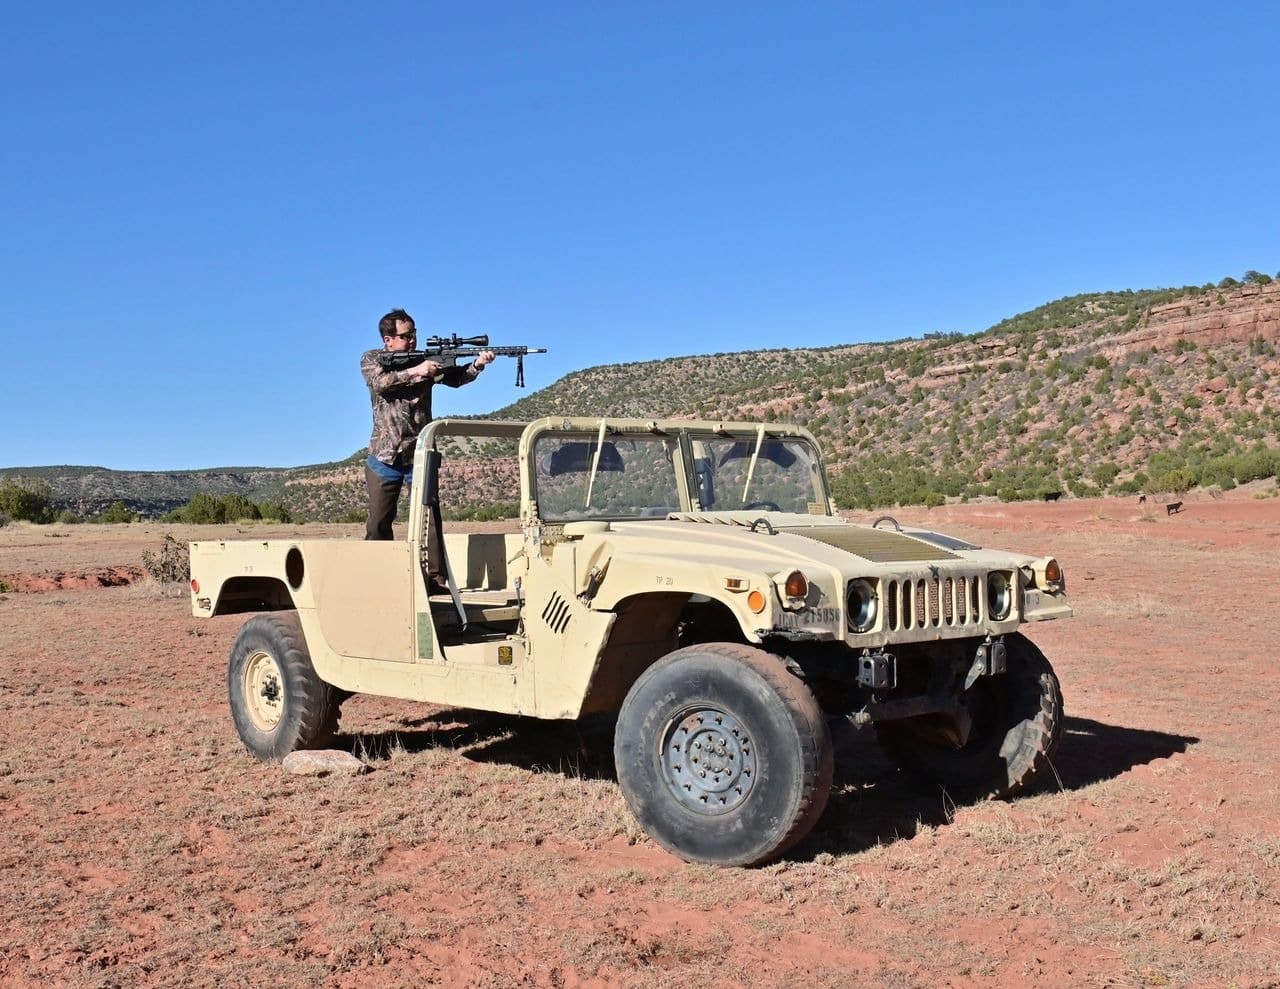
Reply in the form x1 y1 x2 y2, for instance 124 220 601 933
3 511 1280 988
1085 591 1175 619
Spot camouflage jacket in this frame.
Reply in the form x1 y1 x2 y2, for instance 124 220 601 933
361 350 482 465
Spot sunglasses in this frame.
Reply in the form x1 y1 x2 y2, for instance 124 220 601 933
390 331 416 340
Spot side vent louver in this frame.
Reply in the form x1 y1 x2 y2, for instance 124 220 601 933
542 592 573 634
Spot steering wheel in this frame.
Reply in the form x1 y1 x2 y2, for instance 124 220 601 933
742 500 782 512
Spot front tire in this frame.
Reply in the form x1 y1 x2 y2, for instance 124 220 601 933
614 642 833 867
228 612 342 761
876 632 1063 799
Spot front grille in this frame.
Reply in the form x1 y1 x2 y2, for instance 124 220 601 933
884 574 984 632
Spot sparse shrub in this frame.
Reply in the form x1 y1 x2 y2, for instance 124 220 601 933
444 501 520 522
1234 446 1280 483
0 477 54 523
165 493 278 524
1151 466 1198 495
258 501 293 523
55 509 80 524
1091 462 1120 491
1199 462 1236 491
141 534 191 584
1066 478 1098 499
221 494 262 522
92 501 138 524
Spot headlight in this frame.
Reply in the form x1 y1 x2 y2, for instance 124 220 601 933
987 571 1013 621
846 578 878 633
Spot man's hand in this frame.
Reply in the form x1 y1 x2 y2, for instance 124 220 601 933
407 360 443 380
473 350 496 370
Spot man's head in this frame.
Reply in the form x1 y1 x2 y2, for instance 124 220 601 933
379 308 416 352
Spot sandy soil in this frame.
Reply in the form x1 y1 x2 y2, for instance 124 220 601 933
1 492 1278 988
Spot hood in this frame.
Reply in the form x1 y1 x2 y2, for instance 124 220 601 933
650 512 965 564
780 524 961 562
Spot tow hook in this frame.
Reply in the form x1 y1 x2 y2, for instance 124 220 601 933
856 650 897 690
964 637 1007 690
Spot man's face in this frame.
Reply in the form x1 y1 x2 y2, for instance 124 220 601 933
384 319 416 352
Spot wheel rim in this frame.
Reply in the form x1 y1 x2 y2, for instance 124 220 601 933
244 650 285 732
659 707 756 816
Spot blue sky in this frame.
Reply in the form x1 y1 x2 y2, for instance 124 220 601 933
2 3 1276 470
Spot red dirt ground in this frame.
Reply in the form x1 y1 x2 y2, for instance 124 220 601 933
1 493 1278 988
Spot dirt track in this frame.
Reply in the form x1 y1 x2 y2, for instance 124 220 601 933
1 495 1278 988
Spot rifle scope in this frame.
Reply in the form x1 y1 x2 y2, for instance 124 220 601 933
423 333 489 348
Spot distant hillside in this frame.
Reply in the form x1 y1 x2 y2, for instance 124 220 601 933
0 465 293 519
8 273 1279 519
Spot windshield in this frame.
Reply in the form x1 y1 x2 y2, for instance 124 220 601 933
690 434 828 514
533 433 682 521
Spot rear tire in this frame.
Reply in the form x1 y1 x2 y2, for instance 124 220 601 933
876 633 1063 799
614 642 833 866
228 612 342 761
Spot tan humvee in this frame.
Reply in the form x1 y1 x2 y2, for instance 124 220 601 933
191 416 1071 866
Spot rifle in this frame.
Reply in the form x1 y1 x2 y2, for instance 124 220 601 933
375 334 547 387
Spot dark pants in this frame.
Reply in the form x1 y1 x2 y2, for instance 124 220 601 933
364 463 446 590
365 463 403 541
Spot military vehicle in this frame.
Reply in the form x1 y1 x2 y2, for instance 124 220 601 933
190 416 1070 866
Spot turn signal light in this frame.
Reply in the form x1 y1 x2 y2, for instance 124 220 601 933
783 570 809 599
747 590 767 614
190 579 200 593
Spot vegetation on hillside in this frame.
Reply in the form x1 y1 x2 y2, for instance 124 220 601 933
6 270 1280 519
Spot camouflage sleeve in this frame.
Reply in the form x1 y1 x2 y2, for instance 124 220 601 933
437 362 482 388
361 351 420 397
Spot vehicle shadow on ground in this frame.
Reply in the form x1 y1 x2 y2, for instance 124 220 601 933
339 709 621 780
338 713 1198 860
803 715 1199 859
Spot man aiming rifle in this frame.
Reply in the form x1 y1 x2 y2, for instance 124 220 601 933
359 307 545 554
376 332 547 387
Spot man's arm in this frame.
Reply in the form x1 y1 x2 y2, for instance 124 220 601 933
361 350 442 395
436 350 495 388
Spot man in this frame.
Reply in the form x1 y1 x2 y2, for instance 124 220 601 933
361 308 495 542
